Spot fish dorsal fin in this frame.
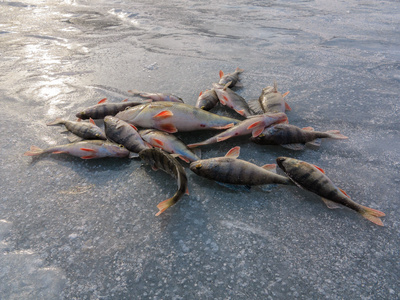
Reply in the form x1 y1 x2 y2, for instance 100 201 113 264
312 164 325 174
302 127 314 131
339 188 350 198
89 118 96 125
97 98 107 104
225 146 240 158
273 81 278 92
261 164 276 172
153 110 174 119
321 198 341 209
219 70 224 78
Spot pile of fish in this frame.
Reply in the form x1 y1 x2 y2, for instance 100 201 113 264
24 68 385 226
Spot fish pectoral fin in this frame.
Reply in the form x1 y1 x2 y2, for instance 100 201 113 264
219 96 227 105
306 139 322 148
225 146 240 158
97 98 107 104
261 164 277 173
159 123 178 133
321 198 342 209
129 124 138 131
152 138 164 146
247 121 262 130
89 118 96 125
153 110 174 119
235 109 245 116
281 143 306 151
251 126 265 138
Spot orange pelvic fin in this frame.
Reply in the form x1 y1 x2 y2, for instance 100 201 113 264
225 146 240 158
261 164 276 172
159 123 177 133
359 205 385 226
219 70 224 78
81 155 97 159
252 126 265 138
129 124 138 131
285 102 292 111
153 138 164 146
89 118 96 125
97 98 107 104
80 148 96 152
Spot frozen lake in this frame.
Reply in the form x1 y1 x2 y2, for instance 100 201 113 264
1 0 399 299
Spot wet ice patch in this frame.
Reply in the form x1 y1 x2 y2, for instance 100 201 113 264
0 220 66 300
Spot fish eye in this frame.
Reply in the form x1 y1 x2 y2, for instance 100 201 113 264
195 163 202 169
119 144 125 148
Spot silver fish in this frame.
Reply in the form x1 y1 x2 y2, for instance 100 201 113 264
213 82 253 117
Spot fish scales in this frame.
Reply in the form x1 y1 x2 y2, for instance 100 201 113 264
276 157 385 225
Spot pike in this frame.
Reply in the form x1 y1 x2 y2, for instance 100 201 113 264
213 82 253 117
139 148 189 216
128 89 184 103
251 124 348 150
190 146 292 190
139 129 200 163
195 89 219 111
188 112 288 148
76 98 150 120
115 101 240 133
251 81 291 114
276 157 385 226
218 67 244 88
47 118 106 141
104 116 151 155
23 140 130 159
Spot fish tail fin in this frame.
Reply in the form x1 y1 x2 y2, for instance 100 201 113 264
24 145 44 156
46 118 65 126
155 197 175 216
326 130 349 140
235 67 244 73
359 205 385 226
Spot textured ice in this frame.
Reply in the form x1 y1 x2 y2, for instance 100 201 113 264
1 0 400 299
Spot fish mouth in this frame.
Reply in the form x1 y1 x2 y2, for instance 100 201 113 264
276 157 287 170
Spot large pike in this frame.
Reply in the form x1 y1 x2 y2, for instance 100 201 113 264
276 157 385 226
251 124 348 150
47 118 106 141
139 148 189 216
115 101 240 133
213 83 253 117
104 116 151 155
76 98 150 120
139 129 200 163
190 146 292 189
188 112 288 148
23 140 130 159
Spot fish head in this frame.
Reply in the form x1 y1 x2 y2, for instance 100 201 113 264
103 115 119 131
105 142 130 157
276 157 300 173
189 157 228 178
263 112 288 125
76 110 87 119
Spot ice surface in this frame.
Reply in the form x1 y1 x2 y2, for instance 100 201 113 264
0 0 399 299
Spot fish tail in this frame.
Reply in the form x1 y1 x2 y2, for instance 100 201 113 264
46 118 65 126
155 196 176 216
326 130 349 140
235 67 244 73
359 205 385 226
24 145 44 156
